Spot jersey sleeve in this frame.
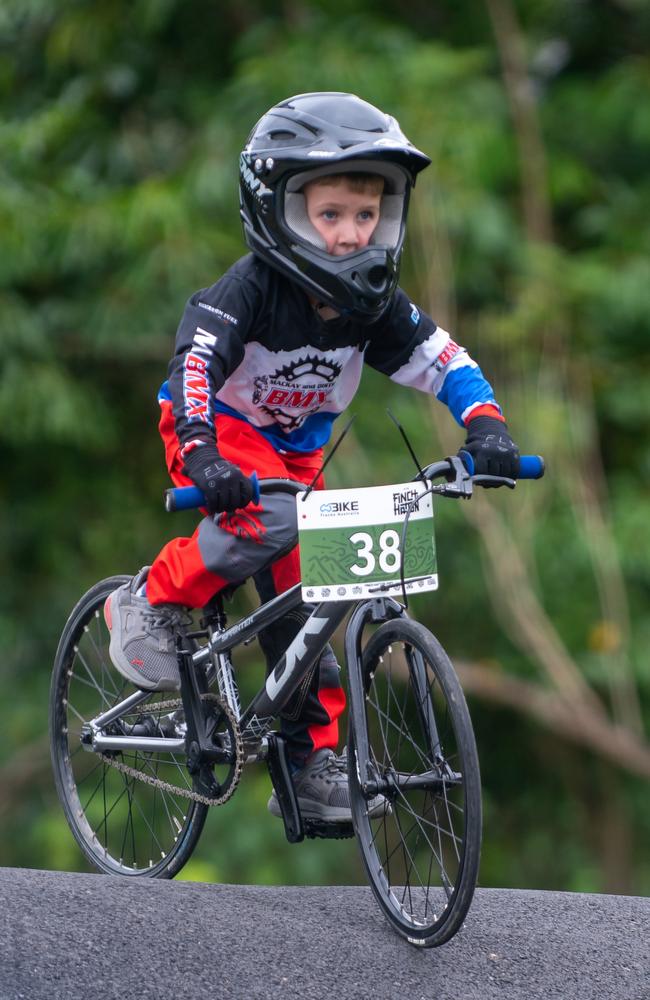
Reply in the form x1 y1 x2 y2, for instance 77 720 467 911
364 290 503 427
166 273 259 454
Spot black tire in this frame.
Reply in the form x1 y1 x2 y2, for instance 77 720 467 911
348 618 482 947
49 576 208 878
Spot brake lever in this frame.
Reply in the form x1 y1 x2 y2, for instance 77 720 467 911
437 455 474 499
472 475 516 490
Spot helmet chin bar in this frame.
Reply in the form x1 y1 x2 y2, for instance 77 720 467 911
243 213 399 320
292 243 399 319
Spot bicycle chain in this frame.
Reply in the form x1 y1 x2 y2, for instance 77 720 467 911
97 693 244 807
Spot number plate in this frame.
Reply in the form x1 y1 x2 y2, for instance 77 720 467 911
297 481 437 602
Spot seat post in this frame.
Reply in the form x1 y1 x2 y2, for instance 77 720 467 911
201 591 227 631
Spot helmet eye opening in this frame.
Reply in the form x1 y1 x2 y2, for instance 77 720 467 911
281 162 409 254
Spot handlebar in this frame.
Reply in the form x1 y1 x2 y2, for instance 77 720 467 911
164 471 260 512
164 454 545 512
457 451 545 480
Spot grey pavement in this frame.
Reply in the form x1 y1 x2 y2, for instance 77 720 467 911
0 867 648 1000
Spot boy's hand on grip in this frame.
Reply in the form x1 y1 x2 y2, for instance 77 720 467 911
183 444 254 513
462 415 520 483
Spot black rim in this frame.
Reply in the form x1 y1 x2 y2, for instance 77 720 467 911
350 622 481 944
50 579 207 877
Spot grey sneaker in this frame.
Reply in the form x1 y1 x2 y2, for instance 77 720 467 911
103 569 190 691
267 748 388 824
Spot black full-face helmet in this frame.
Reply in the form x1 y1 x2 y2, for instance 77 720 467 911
239 92 431 321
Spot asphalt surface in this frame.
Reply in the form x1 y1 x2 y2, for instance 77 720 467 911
0 867 648 1000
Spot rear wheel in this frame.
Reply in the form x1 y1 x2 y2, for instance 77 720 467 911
49 576 208 877
348 618 482 946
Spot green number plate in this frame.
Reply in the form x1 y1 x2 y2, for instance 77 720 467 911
297 481 437 602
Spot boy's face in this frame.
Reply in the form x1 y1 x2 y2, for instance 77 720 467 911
303 179 382 256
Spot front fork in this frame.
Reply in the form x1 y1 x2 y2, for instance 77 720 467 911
344 597 405 799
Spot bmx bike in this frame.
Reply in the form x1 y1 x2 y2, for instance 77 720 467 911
49 451 543 947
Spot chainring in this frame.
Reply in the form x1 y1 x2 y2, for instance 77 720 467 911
97 693 244 806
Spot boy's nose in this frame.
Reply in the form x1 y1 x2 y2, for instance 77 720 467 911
336 219 360 248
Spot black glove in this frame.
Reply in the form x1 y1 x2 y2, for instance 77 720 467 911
182 444 254 514
461 415 520 482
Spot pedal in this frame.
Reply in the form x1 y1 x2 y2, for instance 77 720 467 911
266 733 304 844
303 819 355 840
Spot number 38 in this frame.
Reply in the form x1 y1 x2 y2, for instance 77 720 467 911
349 530 401 576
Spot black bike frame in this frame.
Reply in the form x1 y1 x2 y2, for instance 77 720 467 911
87 459 466 759
199 587 403 754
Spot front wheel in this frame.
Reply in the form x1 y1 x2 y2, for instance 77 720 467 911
348 619 482 947
49 576 208 877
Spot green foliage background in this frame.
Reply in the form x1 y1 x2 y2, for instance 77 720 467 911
1 0 649 894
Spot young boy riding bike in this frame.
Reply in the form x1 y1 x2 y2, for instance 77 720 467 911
104 92 519 824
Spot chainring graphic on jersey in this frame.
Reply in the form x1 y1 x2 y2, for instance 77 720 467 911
252 355 342 432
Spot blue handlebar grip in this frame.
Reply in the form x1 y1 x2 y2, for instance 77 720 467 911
518 455 545 479
164 485 204 512
164 471 260 512
458 451 545 480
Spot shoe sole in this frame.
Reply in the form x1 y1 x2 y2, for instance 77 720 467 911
103 591 178 692
268 794 390 823
268 795 352 823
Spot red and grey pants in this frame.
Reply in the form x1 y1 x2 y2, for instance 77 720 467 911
147 405 345 762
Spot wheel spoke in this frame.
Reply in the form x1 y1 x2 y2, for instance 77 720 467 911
116 758 168 858
366 692 431 772
118 772 138 864
74 644 119 707
131 754 190 832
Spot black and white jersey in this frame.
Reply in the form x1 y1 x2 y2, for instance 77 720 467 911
160 254 502 455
